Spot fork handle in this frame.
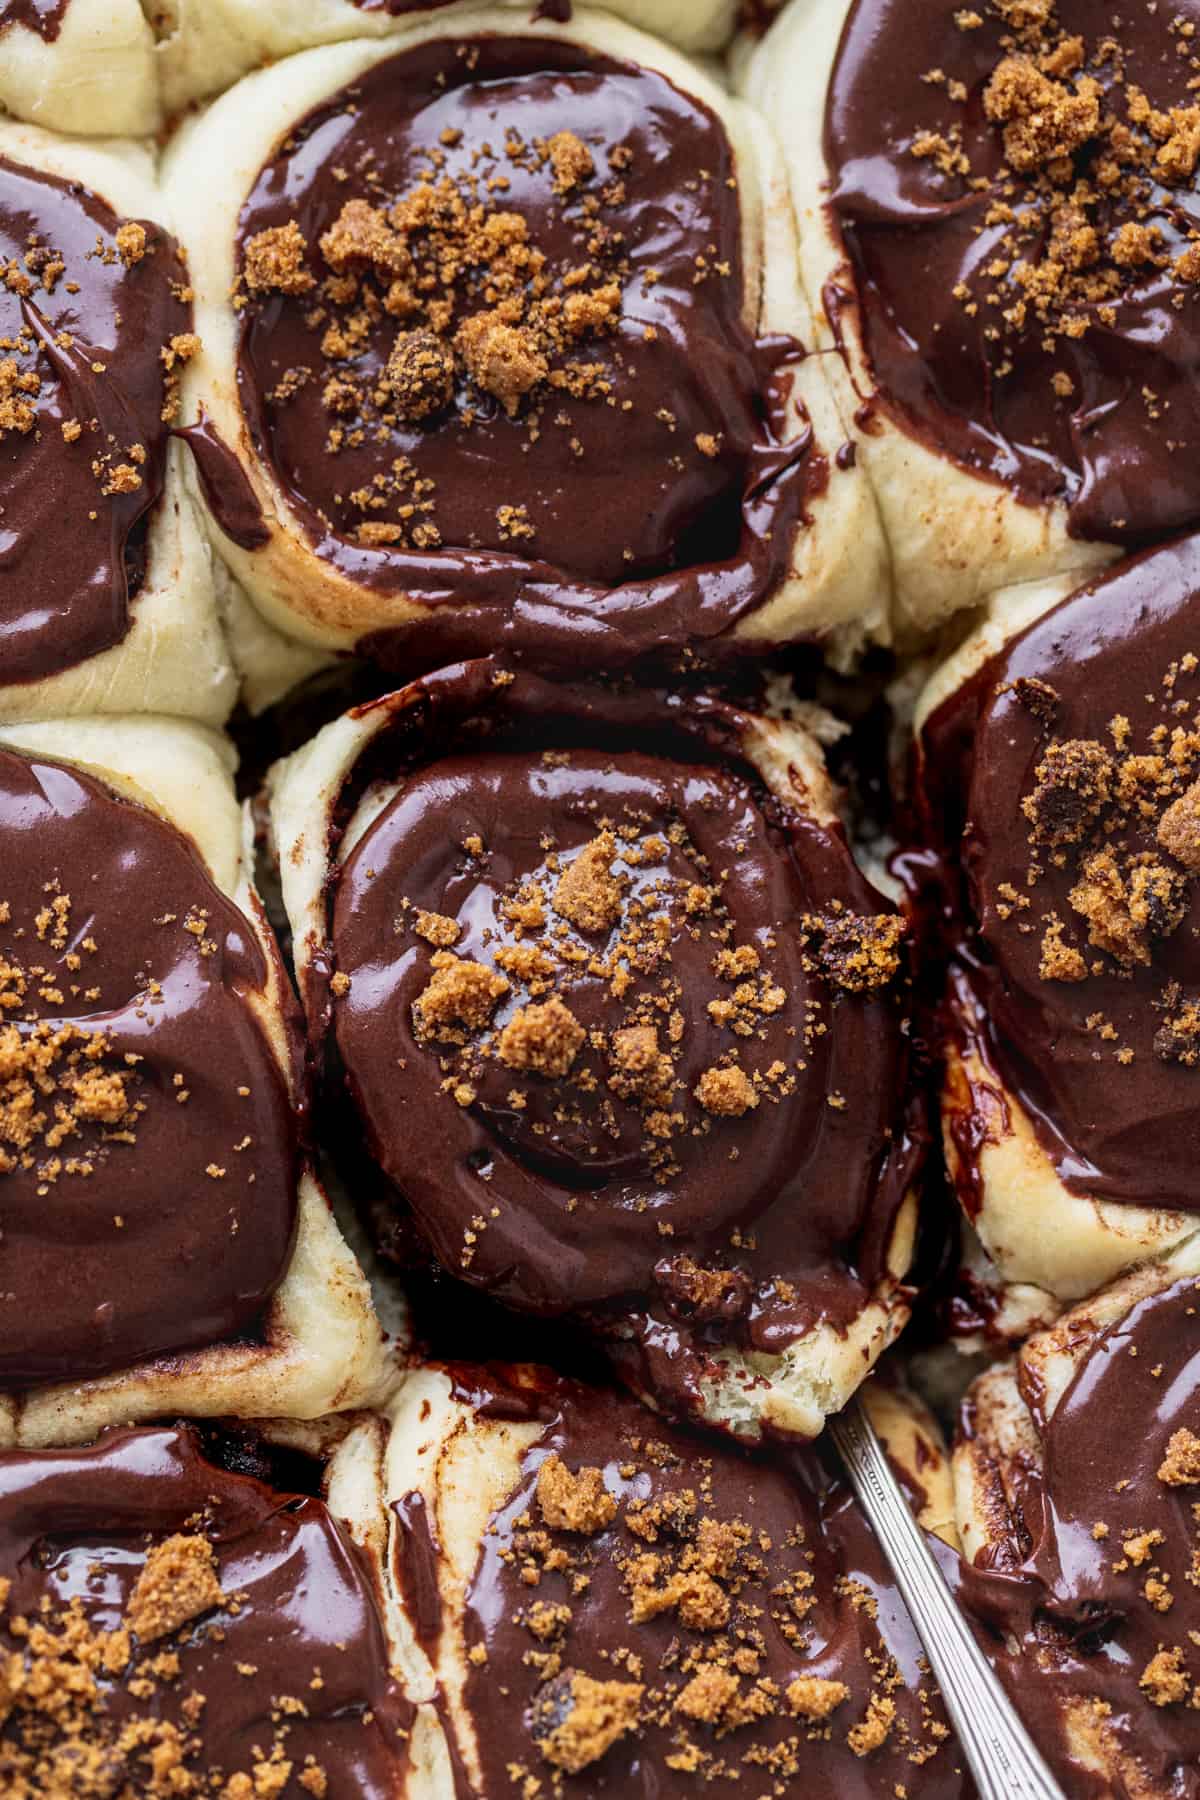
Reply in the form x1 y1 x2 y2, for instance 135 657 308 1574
829 1400 1066 1800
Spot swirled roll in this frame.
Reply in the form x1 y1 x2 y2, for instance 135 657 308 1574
0 715 394 1447
0 0 157 137
954 1238 1200 1797
916 536 1200 1329
0 120 232 723
0 1414 411 1793
270 658 922 1441
384 1360 968 1796
163 9 888 699
741 0 1200 636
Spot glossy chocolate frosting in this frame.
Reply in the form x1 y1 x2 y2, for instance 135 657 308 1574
826 0 1200 544
443 1365 968 1794
0 746 297 1385
922 536 1200 1214
0 1422 409 1795
326 660 921 1425
958 1277 1200 1797
228 35 813 672
0 156 192 684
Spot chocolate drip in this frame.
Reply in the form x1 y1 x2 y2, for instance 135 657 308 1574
0 747 297 1385
174 414 269 551
0 1424 410 1792
920 536 1200 1213
826 0 1200 544
228 35 813 673
959 1279 1200 1795
455 1367 969 1795
0 156 191 684
326 661 921 1424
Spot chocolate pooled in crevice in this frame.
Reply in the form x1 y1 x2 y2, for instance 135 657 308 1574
0 1 71 43
958 1276 1200 1797
0 156 197 684
443 1365 967 1795
0 747 298 1386
323 660 921 1426
228 34 815 672
921 534 1200 1215
0 1422 410 1795
826 0 1200 544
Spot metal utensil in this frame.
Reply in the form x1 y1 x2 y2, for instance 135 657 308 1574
828 1397 1067 1800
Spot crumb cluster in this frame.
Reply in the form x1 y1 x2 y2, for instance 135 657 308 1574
238 115 661 553
481 1425 952 1795
912 0 1200 396
0 1529 333 1798
1005 652 1200 1066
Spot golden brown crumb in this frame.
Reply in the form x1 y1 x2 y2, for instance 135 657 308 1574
695 1064 758 1117
414 909 461 948
413 951 509 1041
548 130 596 194
847 1693 897 1756
498 996 585 1078
552 833 622 934
983 55 1101 172
1158 780 1200 872
385 329 455 422
0 357 40 436
1140 1647 1189 1707
1158 1428 1200 1486
786 1675 850 1721
536 1454 617 1534
1039 916 1087 982
125 1535 225 1643
115 221 148 266
242 221 314 295
802 909 904 992
532 1670 643 1772
455 311 548 417
1022 739 1113 848
609 1025 674 1107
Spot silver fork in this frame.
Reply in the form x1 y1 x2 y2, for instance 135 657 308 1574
828 1397 1066 1800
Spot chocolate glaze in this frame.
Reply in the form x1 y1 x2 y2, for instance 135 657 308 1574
326 659 922 1430
227 36 814 674
920 536 1200 1213
0 156 190 684
0 0 69 41
0 747 297 1385
0 1423 410 1793
453 1365 969 1795
826 0 1200 544
173 414 270 551
958 1277 1200 1796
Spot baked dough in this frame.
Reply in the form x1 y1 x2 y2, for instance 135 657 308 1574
151 0 739 116
0 0 158 138
0 120 233 725
269 660 920 1442
0 717 397 1448
383 1361 964 1795
162 9 889 696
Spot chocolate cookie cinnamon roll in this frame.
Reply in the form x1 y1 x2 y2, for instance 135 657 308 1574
953 1238 1200 1798
385 1360 969 1796
164 10 888 701
0 1415 410 1795
0 716 392 1448
0 122 232 724
0 0 158 137
743 0 1200 635
152 1 739 118
914 536 1200 1328
270 659 922 1441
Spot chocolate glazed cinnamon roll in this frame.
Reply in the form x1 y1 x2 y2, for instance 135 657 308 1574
0 1416 411 1795
151 0 740 118
0 717 392 1448
953 1239 1200 1798
0 121 232 723
0 0 158 137
914 535 1200 1332
384 1361 969 1796
743 0 1200 636
270 659 923 1441
163 9 888 706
